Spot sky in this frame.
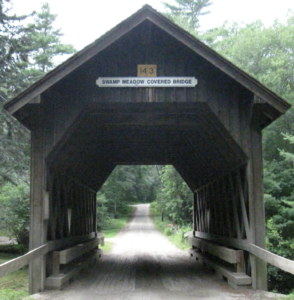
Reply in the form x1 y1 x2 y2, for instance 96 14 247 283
11 0 294 51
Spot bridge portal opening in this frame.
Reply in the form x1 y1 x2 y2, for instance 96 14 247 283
96 164 193 227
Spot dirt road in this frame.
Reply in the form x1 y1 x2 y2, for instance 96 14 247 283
30 204 284 300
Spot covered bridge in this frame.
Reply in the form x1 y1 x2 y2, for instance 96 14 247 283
3 5 291 295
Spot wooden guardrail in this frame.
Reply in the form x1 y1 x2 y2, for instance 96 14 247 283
186 234 294 278
188 236 251 287
0 244 48 278
46 237 104 289
0 232 104 279
250 244 294 275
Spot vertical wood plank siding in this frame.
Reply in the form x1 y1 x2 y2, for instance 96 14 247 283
42 21 253 152
194 166 249 241
47 173 96 241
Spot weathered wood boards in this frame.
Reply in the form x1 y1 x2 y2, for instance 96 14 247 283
250 244 294 275
193 167 249 241
0 244 48 278
0 233 100 279
47 173 97 241
188 237 245 270
45 251 100 290
46 237 104 289
190 248 251 288
52 238 101 275
188 237 251 288
29 123 47 294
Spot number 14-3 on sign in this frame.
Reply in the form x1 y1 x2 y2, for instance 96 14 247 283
137 65 157 77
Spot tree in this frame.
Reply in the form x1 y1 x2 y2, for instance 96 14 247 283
27 2 75 74
198 15 294 293
0 1 76 246
162 0 212 31
0 0 32 186
97 165 161 221
0 0 33 99
0 1 76 186
156 165 193 225
0 183 30 251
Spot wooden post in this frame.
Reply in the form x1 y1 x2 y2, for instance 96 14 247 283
94 192 97 236
193 192 197 236
29 123 47 294
248 124 267 290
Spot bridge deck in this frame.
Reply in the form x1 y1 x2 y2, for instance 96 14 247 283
30 204 283 300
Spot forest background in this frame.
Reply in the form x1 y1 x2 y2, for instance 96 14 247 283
1 0 294 294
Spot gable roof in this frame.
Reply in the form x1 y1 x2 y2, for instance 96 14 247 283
3 4 291 116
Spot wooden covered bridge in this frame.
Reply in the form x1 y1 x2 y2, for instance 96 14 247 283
1 5 294 296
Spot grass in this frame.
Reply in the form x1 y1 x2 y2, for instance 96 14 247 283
0 253 30 300
0 253 18 264
102 216 131 238
100 241 112 252
0 229 9 236
99 209 134 252
151 214 192 251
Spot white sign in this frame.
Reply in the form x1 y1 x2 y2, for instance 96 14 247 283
96 77 198 88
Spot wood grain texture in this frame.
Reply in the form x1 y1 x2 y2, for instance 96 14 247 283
0 232 102 279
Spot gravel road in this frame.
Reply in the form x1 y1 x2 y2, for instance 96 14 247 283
29 204 285 300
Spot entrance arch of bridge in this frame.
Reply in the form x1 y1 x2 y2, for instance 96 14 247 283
4 5 290 295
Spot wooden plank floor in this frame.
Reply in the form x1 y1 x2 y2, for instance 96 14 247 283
30 204 284 300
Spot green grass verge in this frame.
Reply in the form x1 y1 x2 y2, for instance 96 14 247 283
0 253 30 300
102 216 130 238
0 229 9 236
100 209 134 252
100 241 112 252
151 214 192 251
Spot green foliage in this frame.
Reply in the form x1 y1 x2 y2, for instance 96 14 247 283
0 253 19 264
284 293 294 300
0 0 33 99
0 0 75 186
155 165 193 225
96 165 161 228
100 241 112 253
101 165 160 205
151 211 192 250
162 0 212 30
26 2 76 73
194 13 294 293
164 226 174 236
0 1 76 100
0 253 29 300
0 1 76 254
200 15 294 163
0 289 28 300
102 215 132 238
0 183 30 251
266 218 294 294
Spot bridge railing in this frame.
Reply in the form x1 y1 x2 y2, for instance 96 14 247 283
187 234 294 277
249 244 294 275
1 234 294 282
0 232 104 278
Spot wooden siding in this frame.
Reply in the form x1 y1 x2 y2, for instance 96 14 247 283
194 166 249 241
39 21 253 154
47 172 96 241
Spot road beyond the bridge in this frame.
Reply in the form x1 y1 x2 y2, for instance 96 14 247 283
29 204 285 300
